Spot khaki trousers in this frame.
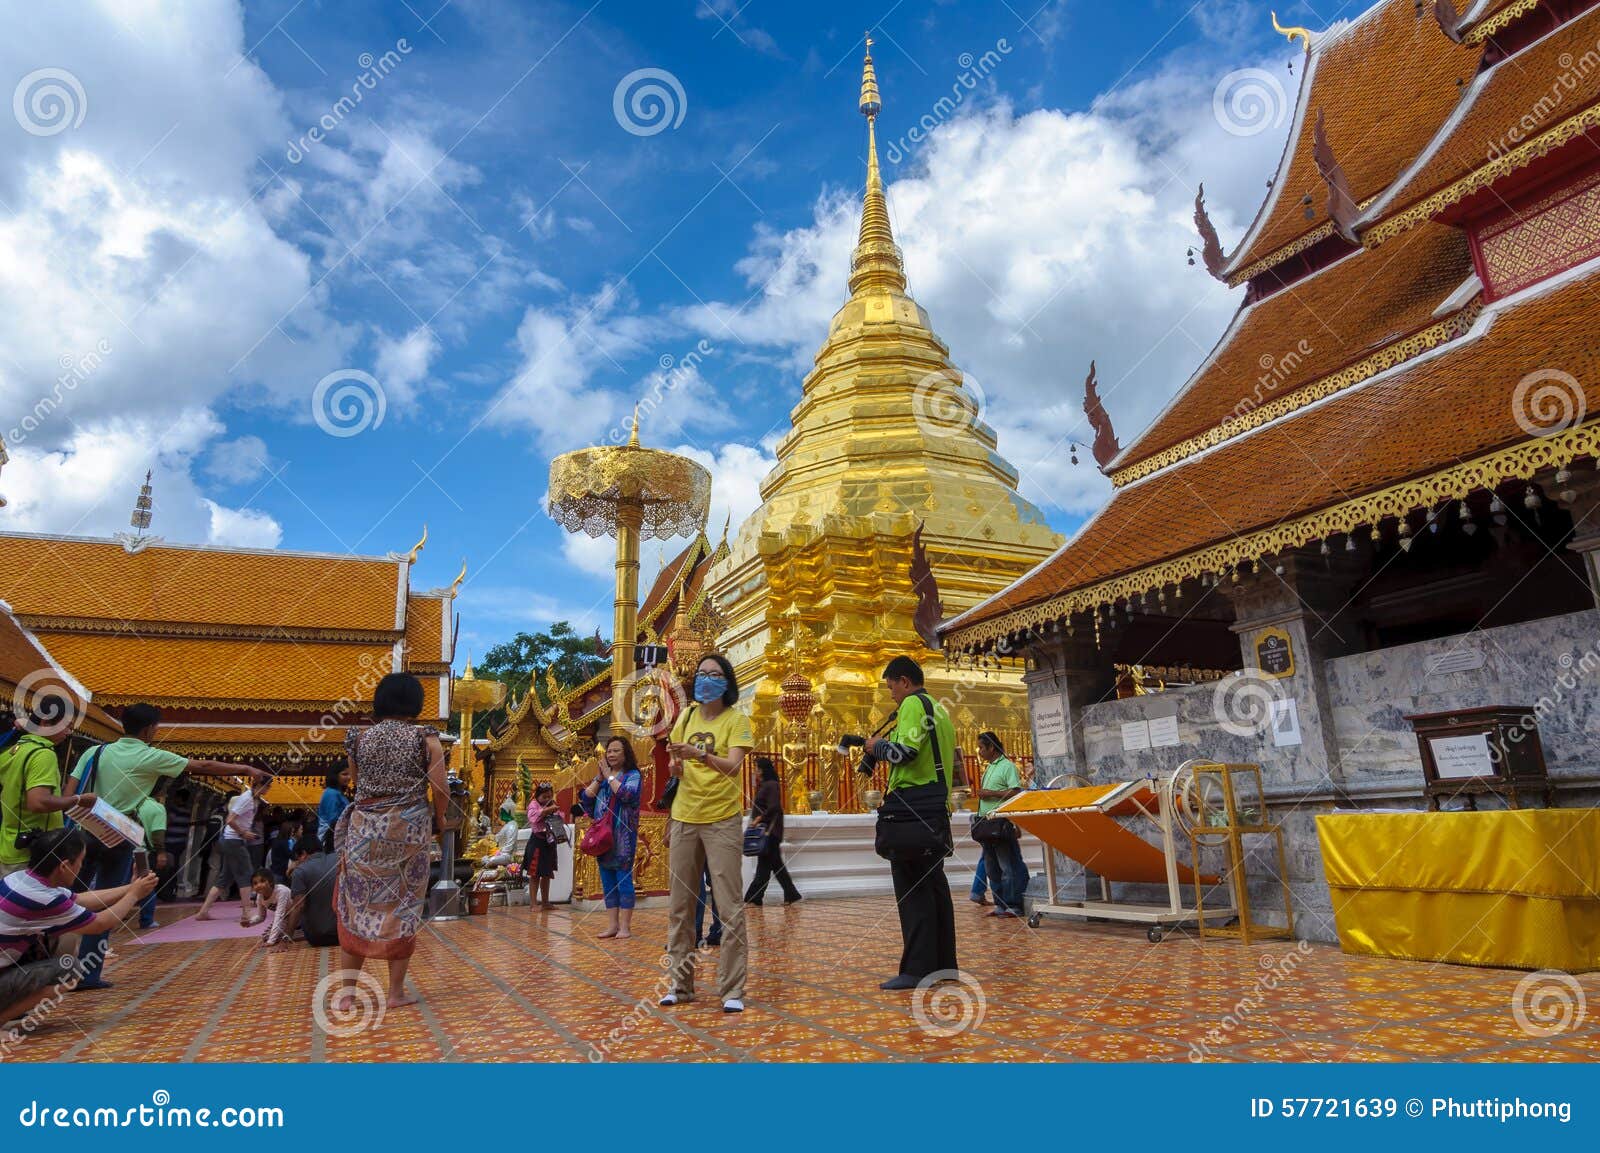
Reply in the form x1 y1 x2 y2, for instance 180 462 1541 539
665 815 746 1001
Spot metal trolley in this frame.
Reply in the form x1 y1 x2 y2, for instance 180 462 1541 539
997 764 1237 942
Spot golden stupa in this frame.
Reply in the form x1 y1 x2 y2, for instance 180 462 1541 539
708 36 1062 742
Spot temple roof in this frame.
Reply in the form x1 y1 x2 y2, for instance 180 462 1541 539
0 530 455 731
1224 0 1479 283
1365 6 1600 237
0 533 408 634
945 259 1600 645
1113 221 1476 481
0 600 121 737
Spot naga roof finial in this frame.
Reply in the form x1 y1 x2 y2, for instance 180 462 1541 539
1084 361 1121 474
1272 11 1313 52
449 558 468 597
1193 184 1229 280
406 524 428 564
1313 108 1360 241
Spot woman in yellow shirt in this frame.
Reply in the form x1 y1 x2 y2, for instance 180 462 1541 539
661 653 754 1013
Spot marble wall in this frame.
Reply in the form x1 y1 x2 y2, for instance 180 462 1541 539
1324 608 1600 785
1021 609 1600 943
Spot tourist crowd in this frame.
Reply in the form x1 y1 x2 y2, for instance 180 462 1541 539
4 655 1018 1034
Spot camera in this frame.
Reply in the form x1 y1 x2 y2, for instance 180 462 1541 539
837 734 878 775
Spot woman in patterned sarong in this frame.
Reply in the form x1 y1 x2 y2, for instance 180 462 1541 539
334 673 446 1011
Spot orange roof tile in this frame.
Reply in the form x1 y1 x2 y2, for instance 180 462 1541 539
1226 0 1479 279
949 264 1600 636
1117 222 1474 475
0 603 120 737
34 632 395 708
405 594 451 666
1374 8 1600 224
0 534 406 633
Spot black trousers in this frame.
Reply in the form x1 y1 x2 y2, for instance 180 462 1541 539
889 850 958 979
744 840 801 903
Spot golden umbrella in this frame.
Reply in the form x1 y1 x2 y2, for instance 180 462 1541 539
547 410 711 717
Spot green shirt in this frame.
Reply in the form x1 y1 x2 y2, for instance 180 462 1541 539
0 734 65 868
978 756 1022 817
70 737 187 815
136 796 168 852
885 692 956 794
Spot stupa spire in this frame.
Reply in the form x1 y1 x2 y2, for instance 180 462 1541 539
848 33 907 298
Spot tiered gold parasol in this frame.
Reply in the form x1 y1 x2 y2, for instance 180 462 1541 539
452 656 505 801
547 410 711 696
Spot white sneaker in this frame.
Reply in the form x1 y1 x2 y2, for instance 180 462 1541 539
660 992 693 1006
722 998 744 1013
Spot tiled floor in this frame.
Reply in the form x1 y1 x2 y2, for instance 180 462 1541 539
6 896 1597 1062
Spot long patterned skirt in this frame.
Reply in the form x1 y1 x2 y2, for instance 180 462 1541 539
335 795 433 960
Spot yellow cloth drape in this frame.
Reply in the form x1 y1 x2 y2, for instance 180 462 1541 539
1315 809 1600 972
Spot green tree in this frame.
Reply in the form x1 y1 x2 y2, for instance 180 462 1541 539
454 622 609 740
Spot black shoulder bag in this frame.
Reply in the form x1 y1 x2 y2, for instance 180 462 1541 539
872 692 952 860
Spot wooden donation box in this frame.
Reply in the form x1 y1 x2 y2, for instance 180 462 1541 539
1404 706 1552 811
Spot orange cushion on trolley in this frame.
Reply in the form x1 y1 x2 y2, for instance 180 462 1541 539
1005 809 1215 886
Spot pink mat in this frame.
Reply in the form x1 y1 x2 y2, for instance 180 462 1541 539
129 913 266 945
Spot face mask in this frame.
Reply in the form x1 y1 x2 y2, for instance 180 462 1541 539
693 673 727 703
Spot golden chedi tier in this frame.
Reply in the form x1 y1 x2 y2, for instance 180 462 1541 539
708 36 1062 738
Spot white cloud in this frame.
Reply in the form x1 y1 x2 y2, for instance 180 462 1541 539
203 500 282 548
1 411 282 547
205 435 272 485
374 325 441 405
681 63 1290 516
671 439 779 543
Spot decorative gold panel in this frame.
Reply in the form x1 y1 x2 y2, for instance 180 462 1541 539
1479 171 1600 297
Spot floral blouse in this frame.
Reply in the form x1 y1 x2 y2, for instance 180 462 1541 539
344 720 438 805
580 768 642 870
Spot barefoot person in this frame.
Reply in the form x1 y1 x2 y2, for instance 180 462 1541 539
334 673 447 1011
582 737 642 938
196 776 272 925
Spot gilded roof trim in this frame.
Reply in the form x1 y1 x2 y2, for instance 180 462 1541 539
1366 102 1600 245
1110 297 1483 486
94 694 369 712
944 419 1600 651
1464 0 1543 44
17 616 401 644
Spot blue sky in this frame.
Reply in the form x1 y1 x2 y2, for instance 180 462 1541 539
0 0 1351 657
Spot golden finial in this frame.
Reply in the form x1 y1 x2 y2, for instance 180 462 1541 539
406 524 428 563
859 32 881 120
462 651 475 679
449 558 468 597
1271 11 1312 52
627 406 641 447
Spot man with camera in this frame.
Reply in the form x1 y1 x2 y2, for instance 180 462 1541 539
856 656 959 991
1 706 97 879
